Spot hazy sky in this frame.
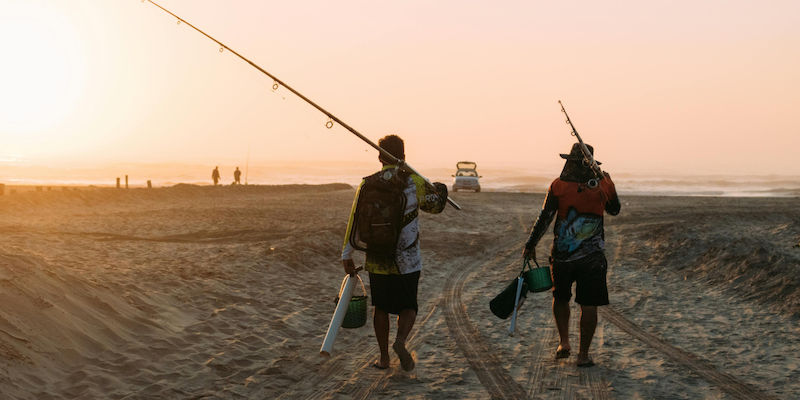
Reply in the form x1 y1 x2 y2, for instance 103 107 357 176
1 0 798 176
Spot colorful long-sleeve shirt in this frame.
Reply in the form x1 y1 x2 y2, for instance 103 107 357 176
525 174 620 262
342 165 447 275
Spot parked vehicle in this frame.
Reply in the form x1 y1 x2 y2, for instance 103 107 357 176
452 161 481 192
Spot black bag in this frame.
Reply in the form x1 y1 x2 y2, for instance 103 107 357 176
490 276 528 319
349 168 408 255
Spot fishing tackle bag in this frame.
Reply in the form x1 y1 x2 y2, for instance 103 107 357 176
490 276 528 319
349 168 409 255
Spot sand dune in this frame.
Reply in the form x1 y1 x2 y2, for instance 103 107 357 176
0 185 798 399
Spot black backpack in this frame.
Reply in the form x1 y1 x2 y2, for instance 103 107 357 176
349 168 409 255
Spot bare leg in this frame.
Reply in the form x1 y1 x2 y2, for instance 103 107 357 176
553 298 571 353
395 309 416 344
393 309 417 371
374 308 390 368
578 305 597 365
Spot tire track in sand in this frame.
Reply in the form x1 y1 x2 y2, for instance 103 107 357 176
443 249 529 400
604 232 778 400
600 306 778 400
487 239 609 400
345 302 441 399
302 298 441 399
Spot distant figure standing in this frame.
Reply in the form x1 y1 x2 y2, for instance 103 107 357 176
233 167 242 185
212 166 221 186
523 143 620 368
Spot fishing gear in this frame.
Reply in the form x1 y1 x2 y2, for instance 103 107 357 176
558 100 604 188
142 0 461 210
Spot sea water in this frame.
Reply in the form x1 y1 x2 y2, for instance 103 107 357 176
0 162 797 197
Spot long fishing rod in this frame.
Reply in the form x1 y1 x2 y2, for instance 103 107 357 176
558 100 603 188
143 0 461 210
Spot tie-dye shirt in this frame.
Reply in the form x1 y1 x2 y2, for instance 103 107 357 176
525 174 620 262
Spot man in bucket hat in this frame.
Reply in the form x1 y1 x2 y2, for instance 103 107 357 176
523 142 620 367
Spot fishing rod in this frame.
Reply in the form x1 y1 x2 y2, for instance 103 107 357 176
142 0 461 210
558 100 604 188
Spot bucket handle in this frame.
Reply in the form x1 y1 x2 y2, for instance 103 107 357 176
522 256 542 273
337 272 367 300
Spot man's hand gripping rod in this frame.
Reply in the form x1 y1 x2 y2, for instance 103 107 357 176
558 100 603 188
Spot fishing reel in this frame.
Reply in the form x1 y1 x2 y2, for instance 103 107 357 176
577 178 599 192
582 160 600 188
575 158 600 188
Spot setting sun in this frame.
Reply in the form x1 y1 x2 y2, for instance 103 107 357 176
0 1 84 138
0 0 798 178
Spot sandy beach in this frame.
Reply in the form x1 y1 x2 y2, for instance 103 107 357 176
0 184 798 399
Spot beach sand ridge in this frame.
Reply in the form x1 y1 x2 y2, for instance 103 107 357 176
0 186 798 399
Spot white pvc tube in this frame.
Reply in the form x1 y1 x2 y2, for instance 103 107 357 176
508 277 525 336
320 275 356 357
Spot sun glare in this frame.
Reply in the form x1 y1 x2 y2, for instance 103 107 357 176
0 2 84 136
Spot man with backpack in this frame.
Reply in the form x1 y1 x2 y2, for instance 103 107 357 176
522 143 620 368
341 134 448 371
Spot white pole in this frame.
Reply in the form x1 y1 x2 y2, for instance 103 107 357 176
508 277 525 336
320 275 356 357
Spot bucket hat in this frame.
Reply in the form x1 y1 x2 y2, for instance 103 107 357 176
560 143 601 165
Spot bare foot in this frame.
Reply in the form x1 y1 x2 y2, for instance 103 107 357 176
555 344 571 359
576 353 595 367
372 361 389 370
392 341 415 371
372 353 390 369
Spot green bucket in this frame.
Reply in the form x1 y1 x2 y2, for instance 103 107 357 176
340 275 368 329
523 257 552 293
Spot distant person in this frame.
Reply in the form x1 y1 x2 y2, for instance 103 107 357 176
522 143 620 368
341 134 448 371
233 167 241 185
212 166 220 186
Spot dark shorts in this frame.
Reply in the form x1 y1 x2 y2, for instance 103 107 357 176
368 271 420 315
552 252 609 306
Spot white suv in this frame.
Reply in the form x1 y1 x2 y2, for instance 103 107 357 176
452 161 481 192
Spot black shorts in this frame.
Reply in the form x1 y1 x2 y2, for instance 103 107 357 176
368 271 420 315
551 252 609 306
